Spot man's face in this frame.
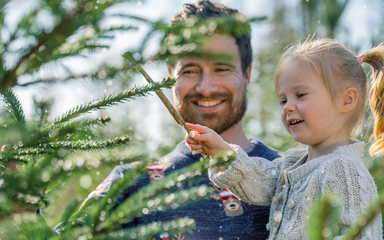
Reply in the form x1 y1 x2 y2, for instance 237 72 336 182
171 34 251 134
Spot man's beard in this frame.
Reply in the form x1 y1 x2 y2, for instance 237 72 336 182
175 90 247 134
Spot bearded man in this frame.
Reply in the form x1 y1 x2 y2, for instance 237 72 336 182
82 1 280 239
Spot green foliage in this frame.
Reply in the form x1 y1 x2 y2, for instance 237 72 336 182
152 14 265 63
308 195 343 240
0 76 184 239
0 0 153 91
1 87 26 127
54 77 176 124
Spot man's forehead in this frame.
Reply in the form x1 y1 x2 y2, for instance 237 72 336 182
175 57 236 68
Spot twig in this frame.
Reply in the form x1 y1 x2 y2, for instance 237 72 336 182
124 52 208 157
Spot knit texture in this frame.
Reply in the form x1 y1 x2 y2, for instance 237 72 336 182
209 141 382 239
81 139 280 240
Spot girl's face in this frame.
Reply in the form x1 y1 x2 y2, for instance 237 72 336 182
277 64 347 148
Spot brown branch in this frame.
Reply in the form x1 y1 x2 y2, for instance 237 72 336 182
1 9 85 92
125 52 208 157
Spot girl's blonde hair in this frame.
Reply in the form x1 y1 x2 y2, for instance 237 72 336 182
274 38 384 156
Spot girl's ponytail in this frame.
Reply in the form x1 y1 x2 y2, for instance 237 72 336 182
360 45 384 155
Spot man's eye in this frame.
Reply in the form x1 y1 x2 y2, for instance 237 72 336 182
216 67 230 72
183 69 198 75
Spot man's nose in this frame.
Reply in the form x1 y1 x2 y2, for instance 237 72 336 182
195 71 218 96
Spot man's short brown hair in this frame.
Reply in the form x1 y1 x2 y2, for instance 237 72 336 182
168 0 252 75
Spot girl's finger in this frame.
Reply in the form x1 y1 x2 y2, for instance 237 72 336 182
185 134 196 144
186 123 210 134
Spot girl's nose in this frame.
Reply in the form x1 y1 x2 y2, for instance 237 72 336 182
283 101 295 114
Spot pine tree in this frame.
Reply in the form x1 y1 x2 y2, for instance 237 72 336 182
0 1 239 239
1 0 380 239
0 77 229 239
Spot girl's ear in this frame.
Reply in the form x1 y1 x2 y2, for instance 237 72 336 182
340 87 358 113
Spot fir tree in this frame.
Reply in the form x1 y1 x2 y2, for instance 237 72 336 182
1 0 380 239
0 1 238 239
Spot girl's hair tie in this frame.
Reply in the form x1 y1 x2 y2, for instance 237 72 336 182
356 56 363 65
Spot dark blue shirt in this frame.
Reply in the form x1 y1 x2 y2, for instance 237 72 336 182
84 139 280 240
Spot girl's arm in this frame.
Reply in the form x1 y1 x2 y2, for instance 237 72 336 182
185 123 284 206
209 144 284 206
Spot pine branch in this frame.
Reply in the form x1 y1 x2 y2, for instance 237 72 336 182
27 116 112 147
1 0 125 90
16 60 134 87
37 135 131 151
44 153 150 189
32 97 54 131
99 25 139 34
107 14 153 24
0 169 46 207
95 153 234 234
42 116 111 132
1 87 26 127
3 148 54 156
55 198 82 239
0 211 55 239
86 158 153 233
53 77 175 124
0 155 29 164
97 218 195 240
343 193 384 240
98 185 212 234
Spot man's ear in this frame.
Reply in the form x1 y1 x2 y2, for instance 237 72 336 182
244 65 251 86
340 87 358 113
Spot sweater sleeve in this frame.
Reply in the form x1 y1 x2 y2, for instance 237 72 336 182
209 144 285 206
320 157 382 239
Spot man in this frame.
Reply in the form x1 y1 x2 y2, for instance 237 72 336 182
82 1 280 239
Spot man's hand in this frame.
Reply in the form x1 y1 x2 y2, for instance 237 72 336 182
185 123 233 157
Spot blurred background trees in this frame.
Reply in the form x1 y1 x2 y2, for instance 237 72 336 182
0 0 384 239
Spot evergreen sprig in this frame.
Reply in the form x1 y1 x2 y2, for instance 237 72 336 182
343 193 384 240
1 87 26 127
37 135 131 151
101 217 195 240
153 14 265 62
96 153 234 235
54 77 176 124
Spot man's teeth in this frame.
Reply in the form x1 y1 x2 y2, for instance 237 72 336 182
196 100 222 107
290 120 302 125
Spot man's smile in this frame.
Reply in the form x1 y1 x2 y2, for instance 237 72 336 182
195 100 223 107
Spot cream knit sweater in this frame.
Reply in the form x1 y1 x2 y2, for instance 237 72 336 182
209 141 382 239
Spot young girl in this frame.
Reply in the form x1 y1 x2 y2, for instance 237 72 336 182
185 38 384 239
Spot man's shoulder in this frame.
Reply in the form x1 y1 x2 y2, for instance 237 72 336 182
248 139 282 160
81 141 196 203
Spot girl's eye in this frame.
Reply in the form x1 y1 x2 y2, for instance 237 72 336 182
297 92 307 98
279 98 287 106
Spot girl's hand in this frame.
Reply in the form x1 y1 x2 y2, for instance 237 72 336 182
185 123 232 157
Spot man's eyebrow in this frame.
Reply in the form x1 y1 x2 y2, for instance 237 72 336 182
213 61 236 68
180 63 199 69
